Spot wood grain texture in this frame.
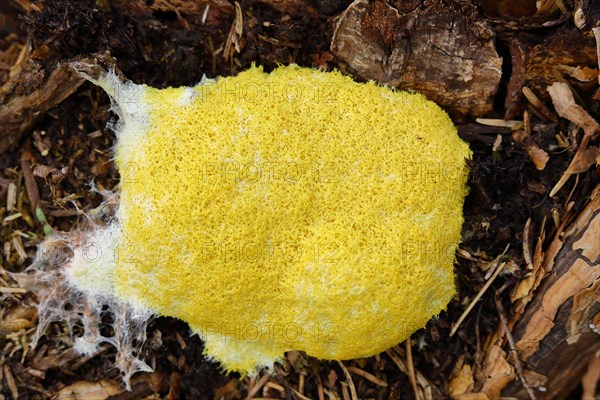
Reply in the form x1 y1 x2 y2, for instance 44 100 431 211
504 185 600 399
331 0 502 119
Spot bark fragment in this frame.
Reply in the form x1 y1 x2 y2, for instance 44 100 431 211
502 185 600 398
0 57 86 154
331 0 502 118
505 26 599 119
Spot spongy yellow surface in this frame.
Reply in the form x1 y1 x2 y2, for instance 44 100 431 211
111 65 471 373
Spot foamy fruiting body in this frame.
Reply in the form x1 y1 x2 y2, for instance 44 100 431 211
68 65 471 373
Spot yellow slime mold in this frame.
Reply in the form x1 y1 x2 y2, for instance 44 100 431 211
27 64 471 377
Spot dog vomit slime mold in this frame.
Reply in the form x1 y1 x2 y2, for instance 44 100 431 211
15 64 471 386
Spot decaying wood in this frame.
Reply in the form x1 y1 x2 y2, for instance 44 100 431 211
504 26 599 119
581 353 600 399
450 186 600 400
0 55 86 154
330 0 502 118
592 27 600 99
574 0 600 30
502 184 600 398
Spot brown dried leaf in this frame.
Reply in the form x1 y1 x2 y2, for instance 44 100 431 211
566 146 600 174
548 82 600 196
511 274 535 303
527 145 549 170
548 82 600 137
512 129 549 170
512 218 547 322
54 380 121 400
449 362 475 398
480 344 515 400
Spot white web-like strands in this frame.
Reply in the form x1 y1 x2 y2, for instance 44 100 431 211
11 197 154 390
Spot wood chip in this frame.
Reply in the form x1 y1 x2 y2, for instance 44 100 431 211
581 354 600 400
245 373 270 400
331 0 501 118
594 27 600 85
175 331 187 350
337 361 357 400
0 287 27 294
53 379 121 400
11 235 26 263
27 368 45 379
556 65 599 82
264 381 284 393
290 388 312 400
522 218 533 270
0 60 87 154
3 213 21 222
214 378 240 400
386 347 438 400
6 182 16 211
341 382 351 400
3 364 19 400
522 87 557 122
346 366 388 387
527 146 550 170
548 82 600 136
20 151 41 214
492 135 503 152
476 118 523 129
405 338 421 400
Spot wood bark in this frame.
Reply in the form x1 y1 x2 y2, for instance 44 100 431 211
502 184 600 398
0 55 86 154
449 185 600 400
504 26 599 119
331 0 502 119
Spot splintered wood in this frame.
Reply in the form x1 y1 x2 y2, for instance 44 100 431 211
504 185 600 398
450 186 600 400
504 26 598 119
